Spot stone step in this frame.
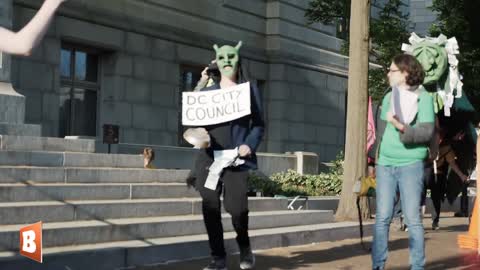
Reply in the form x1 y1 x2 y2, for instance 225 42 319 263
0 150 143 168
0 135 95 153
0 221 372 270
0 166 190 184
0 197 289 225
287 196 340 212
0 183 198 202
0 123 41 137
0 210 333 251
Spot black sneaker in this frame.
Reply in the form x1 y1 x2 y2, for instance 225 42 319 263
454 211 468 217
240 247 255 270
432 222 440 230
203 257 227 270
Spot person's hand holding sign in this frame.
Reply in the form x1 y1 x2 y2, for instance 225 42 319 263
238 144 251 157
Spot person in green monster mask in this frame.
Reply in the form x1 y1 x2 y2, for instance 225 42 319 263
190 41 264 270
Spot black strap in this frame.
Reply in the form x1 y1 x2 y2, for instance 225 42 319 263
374 88 391 129
357 196 372 252
371 88 392 161
437 147 453 164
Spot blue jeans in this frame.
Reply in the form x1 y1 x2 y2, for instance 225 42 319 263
372 161 425 270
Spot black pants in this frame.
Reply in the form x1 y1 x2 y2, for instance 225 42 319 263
459 182 469 215
429 172 447 224
420 166 430 208
194 150 250 258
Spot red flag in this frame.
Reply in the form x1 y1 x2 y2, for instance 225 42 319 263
367 96 376 153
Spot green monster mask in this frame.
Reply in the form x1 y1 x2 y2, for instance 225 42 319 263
213 41 242 78
411 41 448 85
402 33 463 115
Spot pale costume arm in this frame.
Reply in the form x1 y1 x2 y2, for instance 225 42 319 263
0 0 66 56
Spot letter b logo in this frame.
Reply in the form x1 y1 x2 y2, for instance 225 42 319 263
20 221 42 263
22 230 36 253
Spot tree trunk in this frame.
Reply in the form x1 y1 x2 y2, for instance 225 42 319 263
335 0 371 221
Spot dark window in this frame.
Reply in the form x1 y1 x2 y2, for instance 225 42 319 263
177 65 205 146
60 44 100 137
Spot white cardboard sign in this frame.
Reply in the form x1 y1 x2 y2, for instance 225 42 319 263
182 82 251 126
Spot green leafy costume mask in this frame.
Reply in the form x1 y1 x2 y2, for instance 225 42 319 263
402 33 463 116
213 41 242 78
411 41 448 85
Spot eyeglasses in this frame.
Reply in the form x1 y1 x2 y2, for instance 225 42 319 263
387 68 400 73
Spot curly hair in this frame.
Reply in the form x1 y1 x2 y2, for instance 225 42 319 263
392 54 425 86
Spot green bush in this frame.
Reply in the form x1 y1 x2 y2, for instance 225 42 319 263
248 172 281 197
249 152 344 197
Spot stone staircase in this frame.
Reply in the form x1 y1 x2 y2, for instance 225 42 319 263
0 135 370 270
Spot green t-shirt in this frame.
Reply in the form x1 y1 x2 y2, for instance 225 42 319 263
378 88 435 166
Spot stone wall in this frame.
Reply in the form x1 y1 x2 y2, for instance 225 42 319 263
10 6 59 136
264 64 346 160
409 0 437 36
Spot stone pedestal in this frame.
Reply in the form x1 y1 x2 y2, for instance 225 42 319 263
0 82 25 123
294 151 319 175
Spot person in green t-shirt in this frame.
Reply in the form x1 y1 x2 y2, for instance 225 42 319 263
372 54 434 270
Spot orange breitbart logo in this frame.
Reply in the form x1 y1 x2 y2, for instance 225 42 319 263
19 221 43 263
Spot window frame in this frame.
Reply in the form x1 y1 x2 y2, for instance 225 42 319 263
177 64 206 146
59 43 101 137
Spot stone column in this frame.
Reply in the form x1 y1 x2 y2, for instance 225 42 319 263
0 0 41 136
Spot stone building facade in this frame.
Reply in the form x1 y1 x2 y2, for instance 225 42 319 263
8 0 350 162
409 0 437 36
3 0 441 163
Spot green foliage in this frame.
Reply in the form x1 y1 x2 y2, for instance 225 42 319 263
305 0 348 25
305 0 350 39
369 68 390 103
248 173 281 197
305 0 410 104
249 152 344 197
370 0 410 65
429 0 480 110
